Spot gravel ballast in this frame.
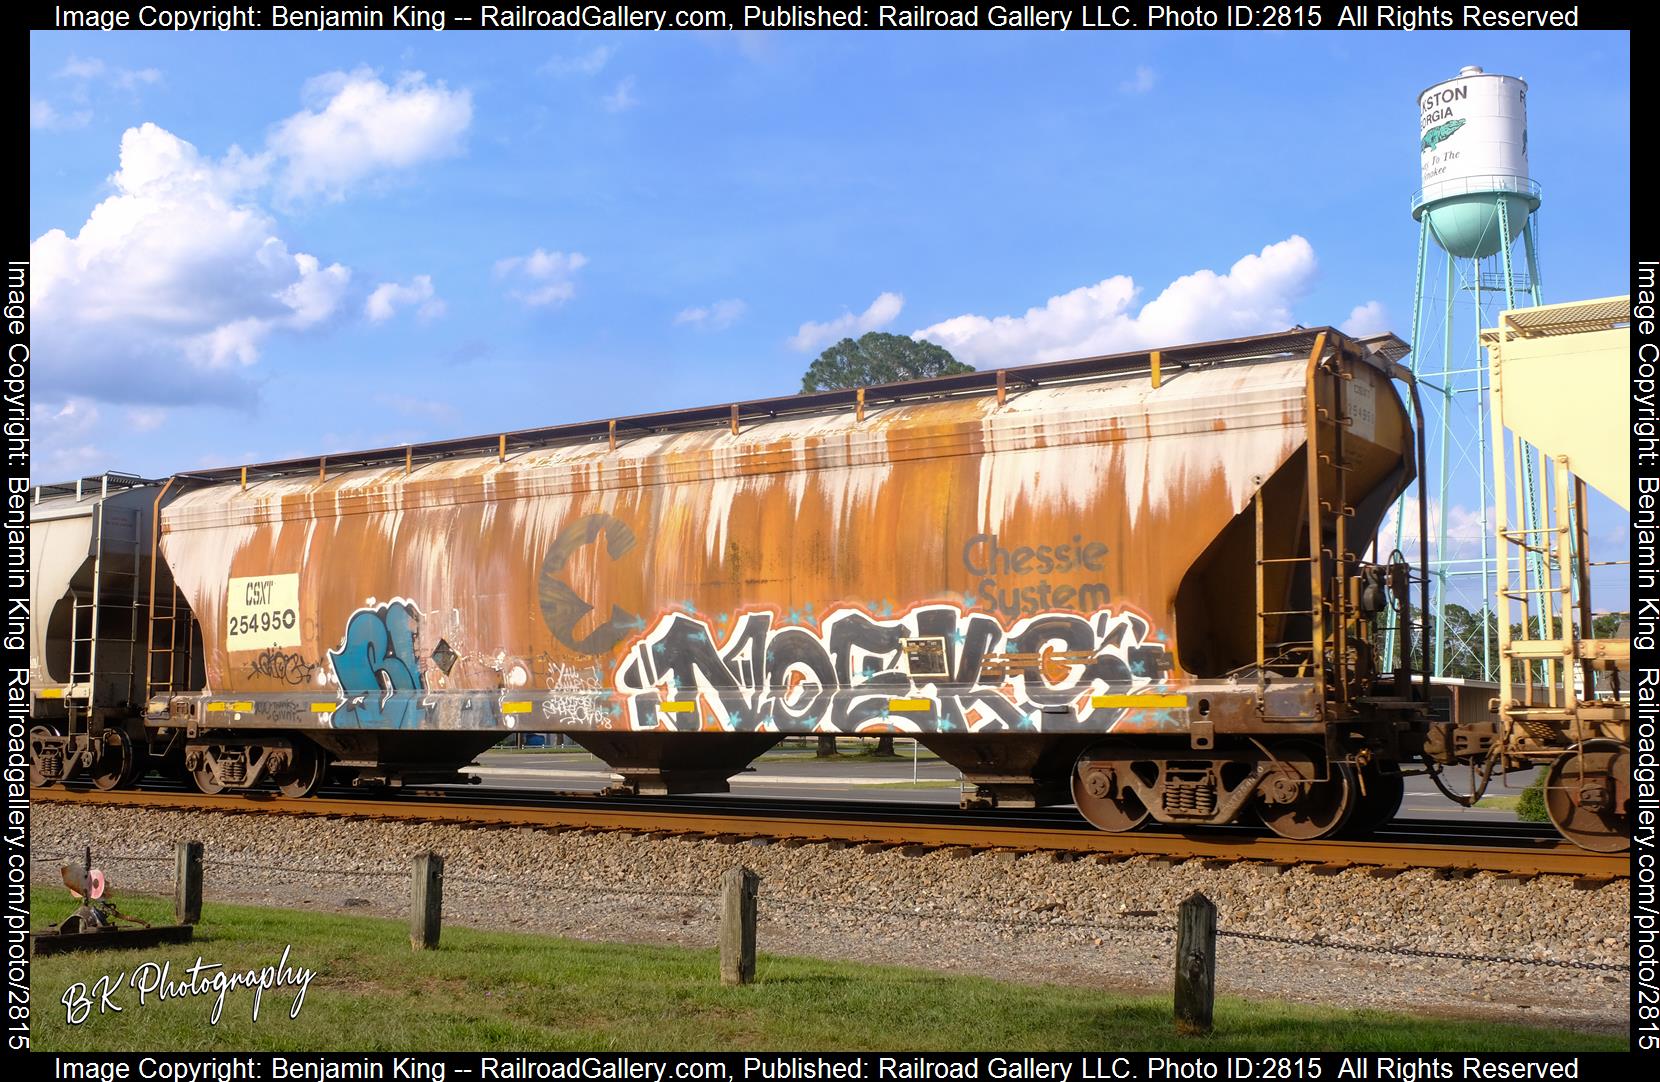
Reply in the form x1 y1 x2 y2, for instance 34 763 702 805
31 802 1629 1036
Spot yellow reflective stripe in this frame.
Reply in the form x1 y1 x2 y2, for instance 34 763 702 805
230 702 253 712
310 703 336 713
1091 694 1189 709
501 702 533 714
659 701 697 713
887 698 932 712
38 688 65 699
205 702 227 713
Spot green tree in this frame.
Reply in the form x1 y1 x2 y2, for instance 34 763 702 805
800 332 972 392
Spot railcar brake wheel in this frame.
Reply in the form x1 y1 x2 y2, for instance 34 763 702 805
1340 764 1405 838
1544 740 1630 853
90 731 140 791
275 743 326 799
1071 757 1150 833
1253 743 1357 840
28 725 61 787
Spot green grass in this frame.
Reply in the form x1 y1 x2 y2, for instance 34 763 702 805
29 892 1622 1053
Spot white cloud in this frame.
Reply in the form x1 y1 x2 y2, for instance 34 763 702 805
127 407 168 433
268 69 472 201
58 55 162 91
914 236 1318 367
59 56 105 80
31 99 91 131
603 76 639 113
495 248 588 307
674 298 746 330
376 393 455 421
789 292 904 353
31 122 351 405
365 274 445 323
1121 65 1156 94
540 47 613 76
37 56 161 134
32 67 478 429
34 399 110 480
1341 300 1392 338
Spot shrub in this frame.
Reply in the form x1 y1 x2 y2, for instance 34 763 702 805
1516 772 1549 822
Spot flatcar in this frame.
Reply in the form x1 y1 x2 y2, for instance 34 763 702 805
25 326 1629 848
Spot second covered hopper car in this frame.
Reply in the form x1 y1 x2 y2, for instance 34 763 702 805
33 327 1448 841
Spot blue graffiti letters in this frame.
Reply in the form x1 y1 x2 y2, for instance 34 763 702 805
328 600 427 728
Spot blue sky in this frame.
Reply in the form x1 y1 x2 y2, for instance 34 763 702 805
30 28 1629 498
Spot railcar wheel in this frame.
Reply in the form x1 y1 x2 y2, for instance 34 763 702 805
191 761 225 795
29 725 62 788
91 731 142 791
1253 744 1357 841
1071 759 1150 833
1544 740 1629 853
275 744 326 799
1340 764 1405 837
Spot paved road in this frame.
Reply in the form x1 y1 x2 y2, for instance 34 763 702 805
465 744 1536 823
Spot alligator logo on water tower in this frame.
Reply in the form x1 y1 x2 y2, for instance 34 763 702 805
1420 118 1465 152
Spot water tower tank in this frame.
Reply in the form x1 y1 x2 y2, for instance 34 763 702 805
1413 66 1539 260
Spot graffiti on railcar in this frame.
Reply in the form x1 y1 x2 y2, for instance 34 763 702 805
614 603 1172 734
244 646 318 686
531 652 613 726
327 598 428 728
538 513 644 655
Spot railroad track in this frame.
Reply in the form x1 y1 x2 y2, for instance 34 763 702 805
33 784 1627 881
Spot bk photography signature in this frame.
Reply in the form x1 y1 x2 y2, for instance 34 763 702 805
62 946 317 1025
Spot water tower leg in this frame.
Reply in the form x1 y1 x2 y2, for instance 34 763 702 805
1522 216 1543 306
1433 249 1455 675
1384 215 1432 674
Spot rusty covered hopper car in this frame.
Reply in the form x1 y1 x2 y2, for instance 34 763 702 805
40 327 1439 840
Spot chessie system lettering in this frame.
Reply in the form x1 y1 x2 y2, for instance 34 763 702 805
962 532 1111 618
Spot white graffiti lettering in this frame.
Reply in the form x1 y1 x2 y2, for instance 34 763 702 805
614 604 1173 733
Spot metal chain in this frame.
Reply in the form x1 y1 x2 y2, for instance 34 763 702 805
447 871 710 901
1217 928 1628 972
765 894 1166 935
31 849 705 896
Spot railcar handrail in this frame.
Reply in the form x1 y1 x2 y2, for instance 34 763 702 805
167 326 1402 488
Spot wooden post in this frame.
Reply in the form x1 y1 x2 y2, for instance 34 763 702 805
174 841 203 925
719 866 759 985
1173 891 1216 1035
411 852 443 950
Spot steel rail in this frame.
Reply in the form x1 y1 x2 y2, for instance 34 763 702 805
32 788 1627 880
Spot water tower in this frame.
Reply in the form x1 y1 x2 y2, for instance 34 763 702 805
1382 66 1545 679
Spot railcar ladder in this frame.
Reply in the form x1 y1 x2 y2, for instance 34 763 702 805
143 479 197 703
1251 332 1368 715
67 502 145 708
145 580 195 700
